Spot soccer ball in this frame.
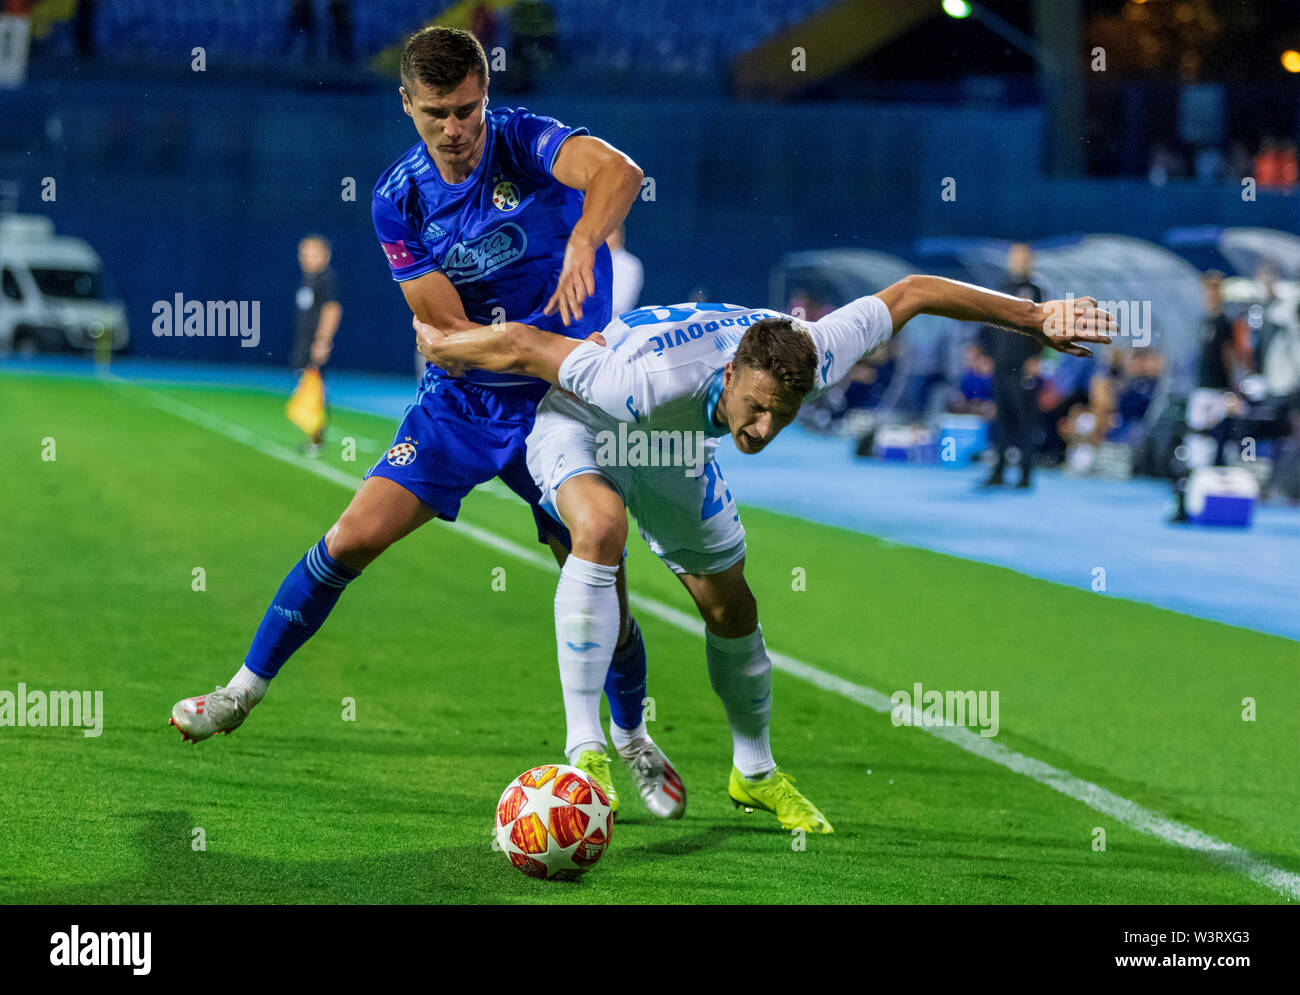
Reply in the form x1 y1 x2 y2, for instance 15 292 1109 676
495 764 614 880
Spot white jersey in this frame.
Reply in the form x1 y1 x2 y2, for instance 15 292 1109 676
527 294 893 575
554 295 895 436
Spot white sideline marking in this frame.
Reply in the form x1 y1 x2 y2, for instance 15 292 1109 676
138 384 1300 902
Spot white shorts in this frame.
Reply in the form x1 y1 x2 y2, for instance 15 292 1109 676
526 391 747 575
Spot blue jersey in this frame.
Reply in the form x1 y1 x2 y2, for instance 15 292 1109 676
372 106 613 387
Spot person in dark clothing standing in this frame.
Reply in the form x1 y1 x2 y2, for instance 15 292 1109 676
1197 272 1233 391
1171 271 1243 522
292 235 342 453
979 242 1044 488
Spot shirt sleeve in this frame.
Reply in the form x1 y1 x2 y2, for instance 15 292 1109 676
806 294 895 389
371 192 439 283
317 270 339 305
556 340 656 423
500 108 589 186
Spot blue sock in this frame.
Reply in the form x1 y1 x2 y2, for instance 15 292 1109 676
605 617 648 731
244 538 360 679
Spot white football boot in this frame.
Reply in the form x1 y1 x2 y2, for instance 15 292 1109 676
614 730 687 819
169 686 253 742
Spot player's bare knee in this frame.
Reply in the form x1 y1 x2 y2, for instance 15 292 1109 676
703 592 758 639
326 510 392 568
570 511 627 565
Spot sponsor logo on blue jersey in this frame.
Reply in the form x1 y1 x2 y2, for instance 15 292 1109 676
443 223 528 281
424 220 448 240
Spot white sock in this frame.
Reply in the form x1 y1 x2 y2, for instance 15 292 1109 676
609 716 648 752
706 626 775 778
227 664 269 706
555 556 621 761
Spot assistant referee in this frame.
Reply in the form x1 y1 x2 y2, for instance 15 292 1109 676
291 234 342 454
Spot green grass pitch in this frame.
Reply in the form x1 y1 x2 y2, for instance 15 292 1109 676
0 372 1296 904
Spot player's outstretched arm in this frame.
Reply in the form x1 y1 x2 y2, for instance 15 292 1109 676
413 315 589 382
875 275 1114 357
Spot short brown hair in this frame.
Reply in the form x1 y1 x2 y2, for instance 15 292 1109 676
400 26 488 94
734 318 818 399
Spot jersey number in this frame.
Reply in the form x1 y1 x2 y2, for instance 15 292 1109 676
700 461 732 520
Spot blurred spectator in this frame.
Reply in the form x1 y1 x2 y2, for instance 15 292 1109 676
1266 303 1300 502
1062 353 1120 449
1264 301 1300 399
1112 349 1163 442
1054 350 1161 473
1148 142 1185 186
1248 263 1282 360
1254 137 1298 190
607 223 643 316
1036 352 1097 465
946 343 995 419
1281 141 1299 188
841 348 896 411
1177 271 1251 518
1252 138 1279 186
1193 146 1225 184
979 242 1043 488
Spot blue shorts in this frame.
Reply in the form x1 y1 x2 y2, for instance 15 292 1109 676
365 375 572 547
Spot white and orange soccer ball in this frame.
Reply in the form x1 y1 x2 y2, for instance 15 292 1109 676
495 764 614 880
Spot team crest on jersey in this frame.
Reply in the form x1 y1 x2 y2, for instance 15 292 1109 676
491 178 520 212
386 438 418 467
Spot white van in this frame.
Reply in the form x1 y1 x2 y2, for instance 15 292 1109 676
0 214 129 355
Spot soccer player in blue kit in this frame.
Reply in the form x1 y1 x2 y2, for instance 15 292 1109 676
170 27 685 819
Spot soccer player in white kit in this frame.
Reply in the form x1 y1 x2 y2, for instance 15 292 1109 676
413 276 1112 831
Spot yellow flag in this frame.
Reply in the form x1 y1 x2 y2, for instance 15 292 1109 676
286 367 326 437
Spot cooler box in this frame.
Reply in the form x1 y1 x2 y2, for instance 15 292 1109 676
875 426 939 463
875 426 913 462
1186 467 1258 527
937 415 989 468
